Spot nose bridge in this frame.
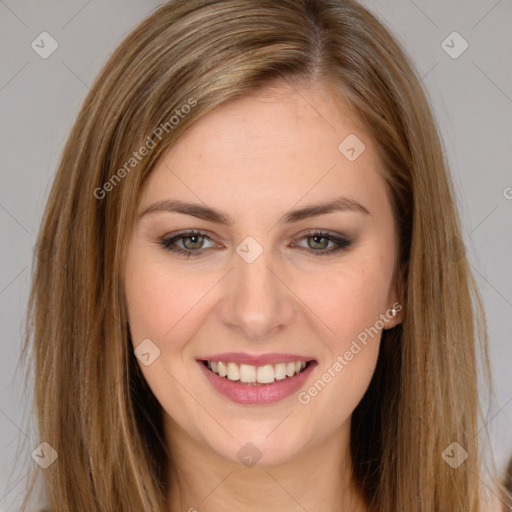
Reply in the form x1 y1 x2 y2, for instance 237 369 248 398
220 238 295 339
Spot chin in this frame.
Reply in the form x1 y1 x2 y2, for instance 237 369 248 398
210 425 311 469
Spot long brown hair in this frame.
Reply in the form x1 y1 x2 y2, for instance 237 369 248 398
18 0 499 510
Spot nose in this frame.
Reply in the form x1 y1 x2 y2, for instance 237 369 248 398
218 247 296 341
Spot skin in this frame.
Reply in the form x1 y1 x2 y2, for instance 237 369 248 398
124 80 402 512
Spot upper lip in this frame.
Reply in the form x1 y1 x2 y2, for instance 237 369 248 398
198 352 316 366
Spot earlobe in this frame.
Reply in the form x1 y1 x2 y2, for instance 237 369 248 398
384 301 402 329
385 271 405 329
384 273 404 329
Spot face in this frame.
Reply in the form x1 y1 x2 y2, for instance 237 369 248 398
124 80 401 468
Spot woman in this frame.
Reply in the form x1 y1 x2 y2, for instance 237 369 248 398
19 0 505 510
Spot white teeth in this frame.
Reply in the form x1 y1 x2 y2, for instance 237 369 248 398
217 361 227 378
256 364 275 384
227 362 239 381
205 360 309 384
239 364 256 383
274 363 287 380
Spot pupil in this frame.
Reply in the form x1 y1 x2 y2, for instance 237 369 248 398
311 235 327 249
186 235 202 249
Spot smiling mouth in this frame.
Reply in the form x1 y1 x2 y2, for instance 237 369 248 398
201 360 314 385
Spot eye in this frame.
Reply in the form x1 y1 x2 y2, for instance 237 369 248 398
160 230 217 256
291 230 353 255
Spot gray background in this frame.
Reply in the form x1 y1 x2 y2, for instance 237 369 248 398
1 1 511 510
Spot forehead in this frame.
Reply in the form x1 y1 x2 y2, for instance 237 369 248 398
141 81 386 216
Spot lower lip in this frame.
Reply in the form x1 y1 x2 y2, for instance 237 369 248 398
197 360 317 405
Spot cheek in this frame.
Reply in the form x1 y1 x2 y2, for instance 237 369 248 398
124 253 208 426
299 253 393 348
307 279 383 390
124 269 172 344
294 248 393 411
124 250 209 346
295 264 387 419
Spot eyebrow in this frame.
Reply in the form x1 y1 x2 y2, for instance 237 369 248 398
139 196 370 225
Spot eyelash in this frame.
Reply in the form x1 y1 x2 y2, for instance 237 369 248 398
159 229 353 257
